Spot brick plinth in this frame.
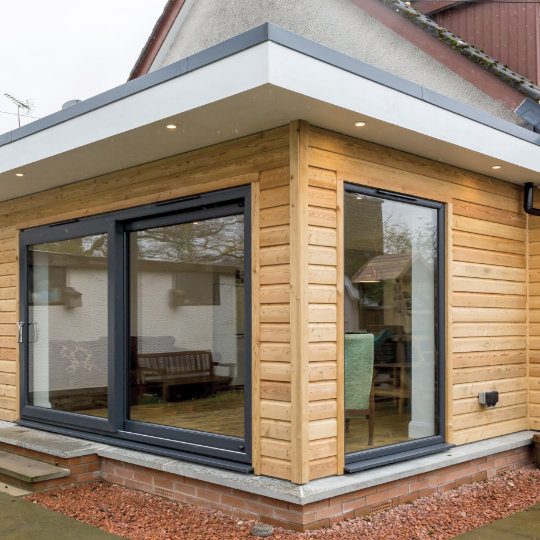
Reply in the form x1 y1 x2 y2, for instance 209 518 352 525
0 441 535 531
100 446 535 531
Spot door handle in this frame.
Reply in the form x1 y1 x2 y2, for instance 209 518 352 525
28 322 38 343
16 322 25 343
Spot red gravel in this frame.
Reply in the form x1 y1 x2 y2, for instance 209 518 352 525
25 468 539 539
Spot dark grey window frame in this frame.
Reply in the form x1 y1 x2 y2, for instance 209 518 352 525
19 186 252 471
343 183 451 473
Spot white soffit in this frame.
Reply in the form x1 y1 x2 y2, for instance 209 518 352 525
1 41 540 202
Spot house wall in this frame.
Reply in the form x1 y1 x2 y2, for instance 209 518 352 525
306 125 529 453
0 125 290 423
528 215 540 430
154 0 525 126
0 120 533 485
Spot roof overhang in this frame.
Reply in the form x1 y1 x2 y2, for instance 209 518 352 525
1 24 539 203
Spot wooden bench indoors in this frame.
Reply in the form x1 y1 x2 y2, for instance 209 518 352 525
135 350 234 401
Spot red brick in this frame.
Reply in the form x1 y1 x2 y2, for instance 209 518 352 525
342 496 367 513
354 506 372 518
366 490 389 506
471 471 488 483
102 473 125 486
173 493 203 506
87 462 100 473
115 467 134 480
244 500 275 516
330 510 355 525
133 471 154 484
418 487 436 499
491 456 508 468
203 501 235 514
437 481 457 492
454 476 473 488
173 482 197 496
220 494 246 509
63 457 82 466
289 499 327 513
388 485 409 499
231 508 259 521
272 508 305 524
80 454 99 464
316 504 343 520
258 495 290 510
409 478 429 493
398 474 417 485
329 492 356 506
77 471 101 483
154 477 174 490
258 516 308 532
124 479 152 491
398 492 420 505
68 464 88 475
196 487 221 503
101 462 115 474
183 477 208 489
47 477 74 489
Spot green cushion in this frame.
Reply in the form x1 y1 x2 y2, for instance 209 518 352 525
345 333 374 412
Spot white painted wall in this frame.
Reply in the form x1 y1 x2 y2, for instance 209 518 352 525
30 267 243 393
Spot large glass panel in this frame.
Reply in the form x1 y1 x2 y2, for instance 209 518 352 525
129 214 245 438
344 190 438 453
28 235 108 417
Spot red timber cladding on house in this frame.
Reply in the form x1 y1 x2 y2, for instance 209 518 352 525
419 0 540 86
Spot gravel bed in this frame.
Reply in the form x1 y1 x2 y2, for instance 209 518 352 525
25 468 539 539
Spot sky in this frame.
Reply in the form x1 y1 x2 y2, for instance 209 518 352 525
0 0 168 134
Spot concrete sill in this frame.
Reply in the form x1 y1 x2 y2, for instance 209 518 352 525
0 421 534 505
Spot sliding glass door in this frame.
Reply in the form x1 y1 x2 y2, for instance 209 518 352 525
343 184 444 466
20 187 251 467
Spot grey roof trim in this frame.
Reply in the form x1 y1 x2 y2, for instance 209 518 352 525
1 22 540 150
516 98 540 131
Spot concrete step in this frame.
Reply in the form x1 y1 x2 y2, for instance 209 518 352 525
0 450 69 484
0 482 31 497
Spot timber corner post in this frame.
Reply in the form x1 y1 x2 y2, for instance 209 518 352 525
290 120 311 484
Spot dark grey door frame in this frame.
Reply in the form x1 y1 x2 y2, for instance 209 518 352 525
19 185 252 469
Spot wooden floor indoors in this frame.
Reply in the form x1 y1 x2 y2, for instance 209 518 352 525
81 389 245 438
345 404 412 453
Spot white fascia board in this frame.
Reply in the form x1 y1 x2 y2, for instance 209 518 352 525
267 42 540 175
0 43 271 175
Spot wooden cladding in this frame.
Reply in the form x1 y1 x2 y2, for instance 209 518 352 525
307 125 529 448
0 126 289 424
0 119 537 484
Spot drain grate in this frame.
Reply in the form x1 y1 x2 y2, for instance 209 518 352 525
154 487 175 499
495 465 512 476
370 501 392 515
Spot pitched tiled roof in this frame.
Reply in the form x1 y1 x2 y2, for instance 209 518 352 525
382 0 540 103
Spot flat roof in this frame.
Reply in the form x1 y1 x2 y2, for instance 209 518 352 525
2 23 539 149
1 23 539 201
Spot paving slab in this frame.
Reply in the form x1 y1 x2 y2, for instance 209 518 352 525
0 450 69 483
457 503 540 539
0 492 117 539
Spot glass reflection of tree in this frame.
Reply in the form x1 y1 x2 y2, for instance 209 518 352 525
32 236 107 258
137 216 244 266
